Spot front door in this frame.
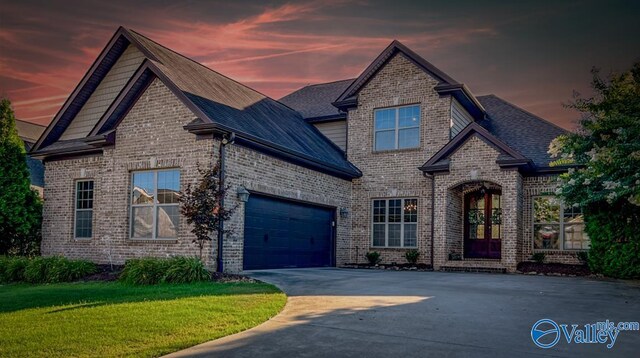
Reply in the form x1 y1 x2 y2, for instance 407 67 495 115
464 190 502 259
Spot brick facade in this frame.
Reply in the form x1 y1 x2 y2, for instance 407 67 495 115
42 78 351 271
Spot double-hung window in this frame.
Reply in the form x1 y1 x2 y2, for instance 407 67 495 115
130 170 180 239
533 196 589 250
372 198 418 247
374 105 420 151
74 180 94 239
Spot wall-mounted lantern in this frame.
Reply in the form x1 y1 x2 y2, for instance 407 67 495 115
237 186 250 203
339 207 349 219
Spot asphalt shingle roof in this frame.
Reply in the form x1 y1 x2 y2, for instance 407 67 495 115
476 95 567 168
279 79 354 121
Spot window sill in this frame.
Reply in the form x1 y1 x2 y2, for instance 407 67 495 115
128 238 179 244
74 238 92 241
533 249 588 254
372 147 421 155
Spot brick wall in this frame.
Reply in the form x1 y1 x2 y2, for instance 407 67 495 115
42 78 351 272
433 136 522 272
347 53 451 265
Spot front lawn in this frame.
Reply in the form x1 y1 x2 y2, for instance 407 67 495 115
0 281 286 357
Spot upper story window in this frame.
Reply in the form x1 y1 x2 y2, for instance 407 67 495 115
130 169 180 240
372 198 418 248
74 180 94 239
374 105 420 151
533 196 589 250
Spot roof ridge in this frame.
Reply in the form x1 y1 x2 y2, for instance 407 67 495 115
479 94 568 132
15 118 46 127
304 78 356 87
127 28 295 111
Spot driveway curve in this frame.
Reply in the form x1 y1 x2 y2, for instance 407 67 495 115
166 268 640 358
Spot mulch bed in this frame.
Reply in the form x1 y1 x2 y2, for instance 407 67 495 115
517 262 592 276
343 263 433 271
211 272 258 283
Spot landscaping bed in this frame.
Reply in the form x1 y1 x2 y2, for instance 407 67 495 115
343 263 433 271
516 262 592 276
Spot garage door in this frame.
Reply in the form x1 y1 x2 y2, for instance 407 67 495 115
243 194 335 270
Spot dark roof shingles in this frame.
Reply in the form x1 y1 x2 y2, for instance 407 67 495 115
279 79 354 121
476 95 567 168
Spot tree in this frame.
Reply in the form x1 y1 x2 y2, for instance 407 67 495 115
549 62 640 278
0 98 42 256
179 162 236 261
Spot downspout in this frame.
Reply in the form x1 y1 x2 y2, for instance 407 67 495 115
216 132 235 273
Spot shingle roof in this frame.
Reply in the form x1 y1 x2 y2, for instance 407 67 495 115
125 30 360 178
279 79 354 122
476 95 568 168
15 119 45 143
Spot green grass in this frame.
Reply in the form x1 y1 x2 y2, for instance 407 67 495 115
0 281 286 357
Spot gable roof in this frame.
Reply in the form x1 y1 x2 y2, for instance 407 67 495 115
32 27 361 179
279 79 354 123
419 122 531 173
476 95 568 169
332 40 485 120
15 119 45 143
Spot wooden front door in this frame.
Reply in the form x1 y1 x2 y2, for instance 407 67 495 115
464 190 502 259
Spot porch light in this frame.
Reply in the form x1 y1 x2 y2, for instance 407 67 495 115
339 207 349 218
236 186 250 203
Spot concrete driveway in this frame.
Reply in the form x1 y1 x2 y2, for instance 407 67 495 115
166 268 640 357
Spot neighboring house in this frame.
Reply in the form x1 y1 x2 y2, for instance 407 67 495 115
32 27 587 273
15 119 46 195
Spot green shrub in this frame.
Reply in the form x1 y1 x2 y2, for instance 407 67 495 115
1 256 29 283
532 252 546 264
365 251 381 265
163 257 210 283
405 250 420 265
120 257 211 285
22 256 95 283
576 251 588 265
120 258 171 285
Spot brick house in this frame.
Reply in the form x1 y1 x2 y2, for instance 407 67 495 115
32 27 588 273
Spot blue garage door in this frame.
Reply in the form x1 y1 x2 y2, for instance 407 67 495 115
243 194 335 270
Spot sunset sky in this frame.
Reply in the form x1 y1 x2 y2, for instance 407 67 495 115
1 0 638 129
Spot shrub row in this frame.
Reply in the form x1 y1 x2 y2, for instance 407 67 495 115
119 257 210 285
0 256 96 283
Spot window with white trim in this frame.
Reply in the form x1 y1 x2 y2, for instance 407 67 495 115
130 170 180 239
533 196 589 250
374 105 420 151
372 198 418 247
74 180 94 239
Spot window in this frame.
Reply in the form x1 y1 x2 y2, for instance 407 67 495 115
372 198 418 247
533 196 589 250
374 105 420 151
74 180 94 239
130 170 180 239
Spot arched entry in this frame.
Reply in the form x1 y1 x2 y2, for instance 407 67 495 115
464 185 502 259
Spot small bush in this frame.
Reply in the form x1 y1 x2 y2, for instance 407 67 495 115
0 256 95 284
405 250 420 265
120 256 210 285
365 251 381 265
23 256 96 283
164 257 210 283
120 258 171 285
532 252 546 264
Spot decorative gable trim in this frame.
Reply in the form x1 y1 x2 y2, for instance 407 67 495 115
419 122 531 174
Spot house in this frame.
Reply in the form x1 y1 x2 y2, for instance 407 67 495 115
15 119 46 196
32 27 587 273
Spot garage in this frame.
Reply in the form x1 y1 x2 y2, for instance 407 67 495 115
243 194 335 270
